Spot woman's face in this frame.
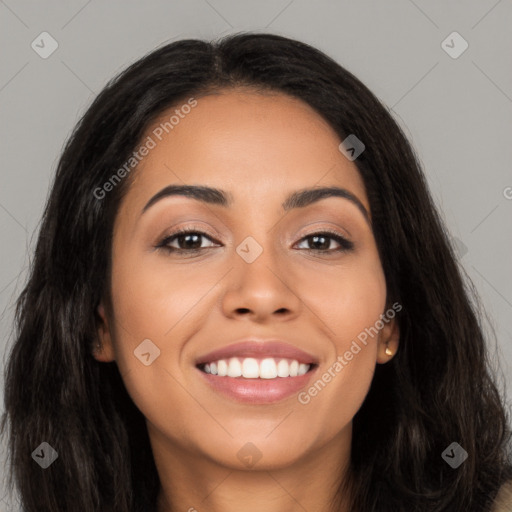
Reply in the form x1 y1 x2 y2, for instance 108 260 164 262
95 89 399 471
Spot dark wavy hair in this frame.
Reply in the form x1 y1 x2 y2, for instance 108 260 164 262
1 32 511 512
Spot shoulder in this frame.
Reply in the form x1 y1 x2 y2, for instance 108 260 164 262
491 480 512 512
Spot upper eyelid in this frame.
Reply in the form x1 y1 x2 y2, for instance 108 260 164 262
153 206 359 239
161 218 353 238
161 225 220 241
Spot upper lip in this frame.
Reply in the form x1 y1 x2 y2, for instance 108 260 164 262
195 339 319 366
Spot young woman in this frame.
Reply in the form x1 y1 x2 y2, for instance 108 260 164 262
2 32 511 512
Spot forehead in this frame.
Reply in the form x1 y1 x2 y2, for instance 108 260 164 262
119 89 369 217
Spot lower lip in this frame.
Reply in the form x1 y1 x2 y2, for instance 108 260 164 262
197 366 318 404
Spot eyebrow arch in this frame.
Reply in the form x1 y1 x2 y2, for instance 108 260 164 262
141 184 371 225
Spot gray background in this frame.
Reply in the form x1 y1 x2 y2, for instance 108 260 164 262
1 1 511 509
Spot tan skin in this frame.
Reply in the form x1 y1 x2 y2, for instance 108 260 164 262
94 89 399 512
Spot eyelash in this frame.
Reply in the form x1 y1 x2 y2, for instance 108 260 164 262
155 227 354 256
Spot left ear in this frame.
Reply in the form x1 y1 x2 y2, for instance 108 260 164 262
376 315 400 364
92 301 116 362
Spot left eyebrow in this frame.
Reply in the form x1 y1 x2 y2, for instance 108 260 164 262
141 184 371 226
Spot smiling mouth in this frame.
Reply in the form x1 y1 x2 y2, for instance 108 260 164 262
197 357 317 379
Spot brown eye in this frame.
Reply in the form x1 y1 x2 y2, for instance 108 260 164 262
157 229 220 253
295 231 354 253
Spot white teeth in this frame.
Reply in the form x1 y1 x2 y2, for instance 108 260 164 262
217 359 228 376
227 357 242 377
201 357 312 379
260 358 278 379
298 363 309 376
242 358 259 378
276 359 289 377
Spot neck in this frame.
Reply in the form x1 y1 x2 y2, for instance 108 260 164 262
151 423 353 512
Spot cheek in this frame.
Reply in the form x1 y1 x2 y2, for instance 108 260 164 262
109 250 213 340
297 254 387 348
107 249 226 392
293 256 387 431
106 252 211 429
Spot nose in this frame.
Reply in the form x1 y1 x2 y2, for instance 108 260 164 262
221 242 303 323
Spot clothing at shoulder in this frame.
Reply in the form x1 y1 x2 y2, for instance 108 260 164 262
491 480 512 512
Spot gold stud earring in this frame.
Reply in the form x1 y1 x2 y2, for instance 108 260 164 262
385 345 393 356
